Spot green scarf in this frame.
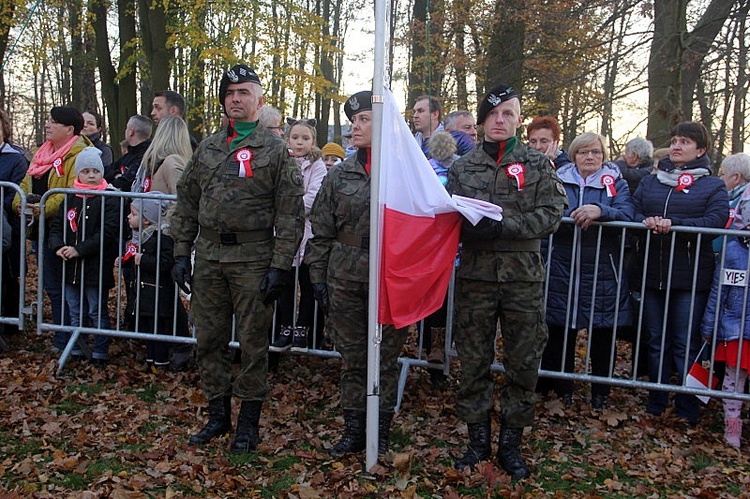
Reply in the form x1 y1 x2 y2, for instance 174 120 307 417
230 120 258 152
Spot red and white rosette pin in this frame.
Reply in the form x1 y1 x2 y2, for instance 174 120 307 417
726 207 736 229
53 158 64 177
237 148 254 178
122 242 138 262
601 174 617 197
675 172 694 192
506 162 525 190
142 177 151 193
66 207 78 232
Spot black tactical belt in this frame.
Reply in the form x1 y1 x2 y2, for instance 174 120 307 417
200 226 274 245
337 232 370 249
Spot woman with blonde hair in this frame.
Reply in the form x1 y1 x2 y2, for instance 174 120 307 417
133 116 192 197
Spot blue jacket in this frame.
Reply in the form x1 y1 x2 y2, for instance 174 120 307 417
701 238 750 343
633 160 728 291
0 142 28 212
546 162 635 328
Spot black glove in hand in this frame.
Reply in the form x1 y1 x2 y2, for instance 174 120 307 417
462 217 503 241
259 267 287 306
172 256 192 294
312 283 330 314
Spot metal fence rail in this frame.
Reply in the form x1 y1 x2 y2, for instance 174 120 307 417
8 188 749 407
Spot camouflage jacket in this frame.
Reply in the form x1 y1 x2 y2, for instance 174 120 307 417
306 149 370 283
447 141 567 282
171 125 304 268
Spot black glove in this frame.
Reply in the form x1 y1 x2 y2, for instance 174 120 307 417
172 256 192 294
259 267 287 306
312 283 330 315
462 217 503 241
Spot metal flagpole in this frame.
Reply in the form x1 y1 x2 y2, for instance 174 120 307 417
366 0 390 471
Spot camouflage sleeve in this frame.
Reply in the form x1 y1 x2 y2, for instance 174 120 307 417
171 152 203 257
271 150 305 270
305 172 336 283
502 161 568 240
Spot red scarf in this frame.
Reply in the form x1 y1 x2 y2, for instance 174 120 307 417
73 178 109 197
27 136 80 179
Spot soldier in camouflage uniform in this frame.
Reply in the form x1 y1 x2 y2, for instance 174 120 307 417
170 64 304 454
306 91 408 456
446 83 567 478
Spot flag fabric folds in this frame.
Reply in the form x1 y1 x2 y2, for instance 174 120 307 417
377 88 501 328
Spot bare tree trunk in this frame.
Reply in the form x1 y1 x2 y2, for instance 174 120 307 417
0 0 19 106
647 0 736 147
89 0 137 158
484 0 525 95
138 0 172 95
732 0 749 153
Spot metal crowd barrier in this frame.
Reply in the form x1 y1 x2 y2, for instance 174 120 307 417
17 187 750 406
0 182 28 351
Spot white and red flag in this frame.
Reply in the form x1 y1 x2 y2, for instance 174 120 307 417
377 88 501 328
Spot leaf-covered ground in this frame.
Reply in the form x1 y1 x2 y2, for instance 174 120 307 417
1 327 749 498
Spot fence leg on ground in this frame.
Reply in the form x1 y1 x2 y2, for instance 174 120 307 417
396 359 411 412
57 329 87 374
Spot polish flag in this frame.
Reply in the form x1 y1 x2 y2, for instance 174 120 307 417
377 89 501 328
685 361 720 404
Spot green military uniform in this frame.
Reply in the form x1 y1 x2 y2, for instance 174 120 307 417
447 141 567 428
171 125 304 403
306 148 407 412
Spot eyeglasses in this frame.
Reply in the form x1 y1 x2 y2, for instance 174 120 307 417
576 149 603 156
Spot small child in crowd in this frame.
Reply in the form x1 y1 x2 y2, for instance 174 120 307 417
427 130 458 187
271 118 327 352
321 142 345 171
701 198 750 449
120 193 176 372
48 147 119 365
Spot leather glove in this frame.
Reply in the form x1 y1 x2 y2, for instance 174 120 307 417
172 256 192 294
312 283 330 315
259 267 287 305
462 217 503 241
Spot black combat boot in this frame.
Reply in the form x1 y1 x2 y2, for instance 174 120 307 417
454 420 492 470
232 400 263 454
330 410 366 457
378 412 393 455
497 426 529 479
189 396 232 446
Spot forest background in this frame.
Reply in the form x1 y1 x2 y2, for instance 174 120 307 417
0 0 747 169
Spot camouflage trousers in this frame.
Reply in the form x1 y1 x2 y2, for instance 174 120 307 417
328 277 408 413
192 257 271 402
453 278 548 427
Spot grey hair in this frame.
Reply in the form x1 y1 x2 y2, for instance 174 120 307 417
721 153 750 182
128 115 153 140
258 105 281 129
625 137 653 161
444 110 473 130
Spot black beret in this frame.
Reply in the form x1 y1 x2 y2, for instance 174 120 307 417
476 83 519 126
219 64 262 107
344 91 373 120
50 106 84 136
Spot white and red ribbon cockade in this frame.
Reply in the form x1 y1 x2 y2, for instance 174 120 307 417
237 148 254 178
142 177 151 193
601 174 617 197
506 162 525 191
53 158 64 177
675 173 694 192
726 207 736 229
66 207 78 232
122 242 138 262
